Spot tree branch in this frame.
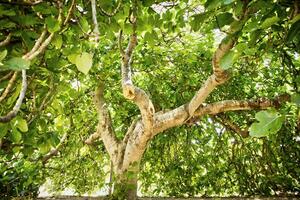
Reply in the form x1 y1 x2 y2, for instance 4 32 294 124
120 4 155 143
0 0 44 6
194 94 290 117
85 83 119 161
185 3 250 120
0 33 12 47
91 0 100 43
98 0 122 17
42 130 68 165
0 70 27 122
212 115 249 138
63 0 76 26
0 72 13 82
153 95 290 136
0 72 18 103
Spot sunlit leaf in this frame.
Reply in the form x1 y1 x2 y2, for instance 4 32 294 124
220 50 235 69
75 52 93 75
249 110 284 137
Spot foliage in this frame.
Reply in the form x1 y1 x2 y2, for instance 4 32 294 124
0 0 299 198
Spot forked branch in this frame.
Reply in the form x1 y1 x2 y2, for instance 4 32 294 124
186 4 250 119
120 3 155 141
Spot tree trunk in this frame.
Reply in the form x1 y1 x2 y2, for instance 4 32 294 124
111 163 139 200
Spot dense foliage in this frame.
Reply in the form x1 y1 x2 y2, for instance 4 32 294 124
0 0 299 198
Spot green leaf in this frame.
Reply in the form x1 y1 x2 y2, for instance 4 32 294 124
0 123 9 138
75 52 93 75
1 57 30 71
144 31 158 46
0 50 7 61
67 54 78 64
79 17 89 33
205 0 221 10
286 20 300 42
190 13 206 31
16 118 28 132
39 143 51 154
216 12 234 28
249 110 284 138
291 93 300 106
10 128 22 143
260 16 280 29
52 35 63 49
220 50 235 69
46 17 60 33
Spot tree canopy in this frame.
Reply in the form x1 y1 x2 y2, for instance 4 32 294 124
0 0 299 199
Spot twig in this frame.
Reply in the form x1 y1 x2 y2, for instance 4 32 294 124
0 33 12 47
63 0 76 26
0 72 13 82
42 130 69 165
98 0 122 17
0 70 27 122
0 72 18 103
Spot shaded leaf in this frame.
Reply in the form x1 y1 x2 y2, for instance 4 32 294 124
291 93 300 106
286 20 300 42
1 57 30 71
46 17 60 33
0 123 9 138
261 16 280 29
216 12 234 28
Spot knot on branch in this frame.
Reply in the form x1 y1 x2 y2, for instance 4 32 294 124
213 71 230 85
123 84 136 100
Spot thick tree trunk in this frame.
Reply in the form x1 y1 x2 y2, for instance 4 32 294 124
111 163 139 200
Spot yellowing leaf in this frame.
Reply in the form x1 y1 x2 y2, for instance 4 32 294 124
75 52 93 75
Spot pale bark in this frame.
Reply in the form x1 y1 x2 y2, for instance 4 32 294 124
91 0 100 42
153 95 290 136
42 130 69 165
0 70 27 122
118 5 155 170
0 72 18 103
86 83 119 163
0 33 12 47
